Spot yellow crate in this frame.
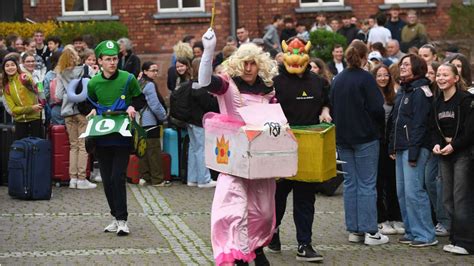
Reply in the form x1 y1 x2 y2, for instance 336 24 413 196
287 124 337 183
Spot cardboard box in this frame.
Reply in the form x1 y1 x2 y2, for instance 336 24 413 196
204 104 298 179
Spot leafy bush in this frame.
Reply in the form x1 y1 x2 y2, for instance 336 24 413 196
446 3 474 38
54 21 128 45
0 21 58 39
309 30 347 63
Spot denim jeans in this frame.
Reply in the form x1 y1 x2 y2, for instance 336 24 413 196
187 124 210 185
440 149 474 252
337 140 379 234
396 148 435 242
424 154 451 229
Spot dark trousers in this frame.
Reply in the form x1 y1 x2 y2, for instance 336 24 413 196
376 143 402 223
440 149 474 252
14 120 43 140
275 179 317 245
96 146 130 221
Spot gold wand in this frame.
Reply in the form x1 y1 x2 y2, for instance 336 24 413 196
210 0 216 29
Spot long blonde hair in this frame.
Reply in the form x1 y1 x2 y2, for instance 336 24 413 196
223 43 278 87
55 45 80 73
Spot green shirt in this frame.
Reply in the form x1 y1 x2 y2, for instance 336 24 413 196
87 70 141 107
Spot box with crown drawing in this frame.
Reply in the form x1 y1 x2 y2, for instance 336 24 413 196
203 103 298 179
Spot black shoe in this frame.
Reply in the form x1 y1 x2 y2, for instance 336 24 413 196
234 259 248 266
254 247 270 266
267 231 281 253
296 244 324 262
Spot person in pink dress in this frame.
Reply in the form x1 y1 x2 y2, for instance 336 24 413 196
197 28 279 266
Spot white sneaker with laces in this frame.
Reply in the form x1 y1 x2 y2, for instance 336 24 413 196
116 220 130 236
77 179 97 189
379 221 397 235
348 233 365 243
435 223 449 236
198 180 217 188
392 221 405 235
443 244 455 252
104 220 118 232
69 178 78 189
187 182 198 187
364 232 389 245
139 179 147 186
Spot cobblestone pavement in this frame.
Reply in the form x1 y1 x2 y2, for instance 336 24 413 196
0 182 473 265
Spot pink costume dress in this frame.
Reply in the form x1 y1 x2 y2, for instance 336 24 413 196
208 73 276 265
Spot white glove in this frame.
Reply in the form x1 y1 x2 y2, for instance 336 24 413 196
199 28 216 88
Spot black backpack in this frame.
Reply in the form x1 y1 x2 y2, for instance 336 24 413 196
169 80 193 127
76 65 93 116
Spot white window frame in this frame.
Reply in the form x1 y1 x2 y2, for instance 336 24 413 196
300 0 344 7
61 0 112 16
158 0 205 13
384 0 428 3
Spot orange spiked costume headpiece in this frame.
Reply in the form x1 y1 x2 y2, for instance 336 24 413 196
281 38 311 74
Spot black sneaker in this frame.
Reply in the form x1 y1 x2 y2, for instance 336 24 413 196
254 247 270 266
267 231 281 253
296 244 324 262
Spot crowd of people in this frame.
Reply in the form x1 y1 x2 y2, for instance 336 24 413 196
0 4 473 265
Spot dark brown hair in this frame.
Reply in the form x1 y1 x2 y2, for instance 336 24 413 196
399 54 427 82
345 40 368 68
447 53 472 87
372 65 396 105
310 57 333 83
438 63 467 91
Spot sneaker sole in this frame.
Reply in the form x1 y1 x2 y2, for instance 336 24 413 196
104 229 117 233
265 247 281 253
117 230 129 236
409 240 438 247
296 256 324 262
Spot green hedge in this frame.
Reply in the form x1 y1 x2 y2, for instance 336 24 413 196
446 3 474 38
309 30 347 63
54 21 128 45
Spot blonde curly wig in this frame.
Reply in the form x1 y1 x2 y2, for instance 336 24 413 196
223 43 278 87
173 41 194 61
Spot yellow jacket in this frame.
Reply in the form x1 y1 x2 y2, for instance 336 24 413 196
4 73 41 122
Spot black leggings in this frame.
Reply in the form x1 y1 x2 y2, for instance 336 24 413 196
14 120 43 140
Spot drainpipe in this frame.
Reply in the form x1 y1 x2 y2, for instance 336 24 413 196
230 0 237 38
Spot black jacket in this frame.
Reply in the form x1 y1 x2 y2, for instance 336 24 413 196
118 51 141 78
327 60 347 76
389 78 432 162
189 81 219 127
337 25 359 44
274 66 330 126
431 90 474 153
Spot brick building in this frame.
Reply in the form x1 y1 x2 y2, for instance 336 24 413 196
22 0 458 54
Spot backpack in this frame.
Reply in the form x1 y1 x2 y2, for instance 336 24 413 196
75 65 93 115
169 80 193 127
48 77 61 105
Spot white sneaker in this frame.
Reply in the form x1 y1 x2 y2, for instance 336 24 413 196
391 221 405 235
348 233 365 243
116 220 130 236
104 220 118 232
91 172 102 183
77 179 97 189
379 221 397 235
443 244 455 252
450 245 469 255
435 223 450 236
139 179 147 186
364 232 389 245
187 182 198 187
198 180 217 188
69 178 77 189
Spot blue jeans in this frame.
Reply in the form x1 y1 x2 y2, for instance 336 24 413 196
425 154 451 229
396 148 435 242
338 140 379 234
187 124 210 185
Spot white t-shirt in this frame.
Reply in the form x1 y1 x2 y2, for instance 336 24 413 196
368 26 392 47
335 62 344 74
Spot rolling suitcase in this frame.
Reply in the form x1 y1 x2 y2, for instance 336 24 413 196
126 155 140 184
162 128 188 177
8 137 52 200
162 152 172 182
50 125 70 186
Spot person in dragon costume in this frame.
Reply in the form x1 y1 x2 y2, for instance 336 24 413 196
269 37 332 262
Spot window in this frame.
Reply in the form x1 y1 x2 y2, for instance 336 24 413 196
384 0 428 3
158 0 205 12
62 0 111 15
300 0 343 7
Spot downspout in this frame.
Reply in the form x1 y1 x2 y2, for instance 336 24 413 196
230 0 237 38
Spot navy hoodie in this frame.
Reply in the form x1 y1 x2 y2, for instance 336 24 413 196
330 67 385 145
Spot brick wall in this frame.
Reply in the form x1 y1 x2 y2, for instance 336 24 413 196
23 0 453 54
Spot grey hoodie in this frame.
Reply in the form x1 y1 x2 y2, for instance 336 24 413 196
263 24 281 52
56 65 85 117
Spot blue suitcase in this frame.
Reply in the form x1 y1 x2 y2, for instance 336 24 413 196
8 137 52 200
162 128 187 177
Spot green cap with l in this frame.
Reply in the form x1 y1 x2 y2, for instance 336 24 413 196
95 40 119 58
